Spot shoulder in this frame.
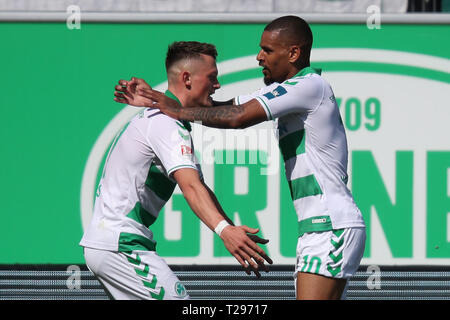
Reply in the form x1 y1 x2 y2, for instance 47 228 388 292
285 73 325 91
143 108 180 129
279 74 325 101
256 75 324 102
131 108 182 140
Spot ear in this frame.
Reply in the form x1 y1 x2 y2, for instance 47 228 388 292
182 71 192 89
288 45 301 64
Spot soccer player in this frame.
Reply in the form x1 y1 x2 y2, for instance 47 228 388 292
115 16 366 300
81 41 272 300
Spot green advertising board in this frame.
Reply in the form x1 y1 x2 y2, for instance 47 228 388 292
1 20 449 265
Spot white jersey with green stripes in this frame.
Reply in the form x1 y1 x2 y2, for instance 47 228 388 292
236 67 365 235
80 92 201 252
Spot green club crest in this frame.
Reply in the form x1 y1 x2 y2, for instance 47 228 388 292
174 281 187 297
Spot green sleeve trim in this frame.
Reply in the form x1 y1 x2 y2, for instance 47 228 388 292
298 215 333 237
167 164 198 176
255 96 273 120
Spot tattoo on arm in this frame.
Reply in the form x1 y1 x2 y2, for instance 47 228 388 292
176 105 245 129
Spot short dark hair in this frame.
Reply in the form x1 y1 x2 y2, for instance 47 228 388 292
165 41 218 71
264 15 313 63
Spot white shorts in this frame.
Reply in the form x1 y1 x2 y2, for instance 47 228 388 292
294 227 366 280
84 247 189 300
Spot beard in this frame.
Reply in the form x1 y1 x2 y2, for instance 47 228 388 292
263 76 274 85
262 67 275 85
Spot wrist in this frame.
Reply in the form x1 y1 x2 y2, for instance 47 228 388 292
145 101 156 108
214 220 231 237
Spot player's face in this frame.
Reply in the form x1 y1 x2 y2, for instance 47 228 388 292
257 30 292 85
189 55 220 107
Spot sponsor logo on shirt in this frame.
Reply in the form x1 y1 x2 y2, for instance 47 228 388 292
263 85 287 100
181 145 192 156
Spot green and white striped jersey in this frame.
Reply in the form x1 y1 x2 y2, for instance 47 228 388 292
236 67 365 235
80 91 201 252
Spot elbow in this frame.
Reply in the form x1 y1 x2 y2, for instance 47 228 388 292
227 119 242 129
227 114 249 129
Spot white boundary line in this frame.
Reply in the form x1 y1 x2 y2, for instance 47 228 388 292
219 49 450 75
0 12 449 24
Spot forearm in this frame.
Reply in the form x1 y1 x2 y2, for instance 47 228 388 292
166 99 267 129
137 88 266 128
181 180 228 231
175 169 271 274
204 183 234 225
166 104 247 129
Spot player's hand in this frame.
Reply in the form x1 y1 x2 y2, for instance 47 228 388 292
247 233 269 245
219 225 273 278
113 77 152 107
135 88 183 119
127 77 152 92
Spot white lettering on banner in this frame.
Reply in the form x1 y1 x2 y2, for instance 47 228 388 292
234 167 249 195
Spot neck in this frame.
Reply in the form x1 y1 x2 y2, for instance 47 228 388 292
167 85 188 108
287 62 310 80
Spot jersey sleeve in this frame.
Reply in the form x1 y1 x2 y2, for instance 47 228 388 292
234 86 274 120
235 86 268 105
236 76 324 120
146 114 201 178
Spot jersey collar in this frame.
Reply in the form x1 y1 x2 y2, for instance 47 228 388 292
293 66 322 78
164 89 192 132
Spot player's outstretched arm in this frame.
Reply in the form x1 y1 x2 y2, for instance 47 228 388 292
203 183 272 276
125 87 268 129
114 78 233 108
173 168 272 277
